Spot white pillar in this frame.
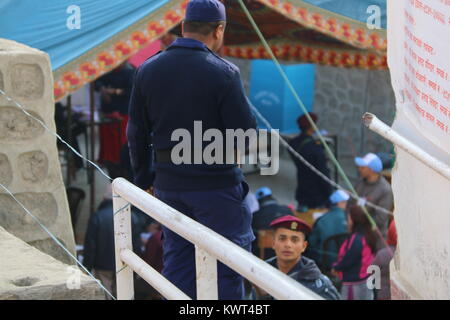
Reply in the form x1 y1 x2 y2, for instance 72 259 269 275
113 190 134 300
195 245 218 300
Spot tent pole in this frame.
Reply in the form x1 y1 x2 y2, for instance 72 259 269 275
89 83 96 217
66 95 73 185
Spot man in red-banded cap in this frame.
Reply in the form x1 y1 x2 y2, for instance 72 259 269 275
254 215 340 300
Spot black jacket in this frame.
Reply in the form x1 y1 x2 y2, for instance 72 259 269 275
95 63 135 115
252 198 293 233
83 200 142 271
288 133 332 208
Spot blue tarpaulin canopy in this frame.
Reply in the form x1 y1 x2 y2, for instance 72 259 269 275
0 0 185 99
0 0 170 71
304 0 386 28
0 0 387 100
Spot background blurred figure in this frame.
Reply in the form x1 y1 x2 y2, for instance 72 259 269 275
83 183 142 299
244 191 259 215
95 62 135 175
372 220 397 300
251 187 293 258
307 189 349 271
332 205 377 300
54 102 86 171
352 153 393 245
288 113 331 211
135 220 164 300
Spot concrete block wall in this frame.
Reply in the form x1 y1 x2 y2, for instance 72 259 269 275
0 226 104 300
0 38 76 264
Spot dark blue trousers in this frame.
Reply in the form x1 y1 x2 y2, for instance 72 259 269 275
154 181 254 300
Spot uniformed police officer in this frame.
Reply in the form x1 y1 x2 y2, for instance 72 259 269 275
288 113 332 211
255 215 340 300
127 0 256 300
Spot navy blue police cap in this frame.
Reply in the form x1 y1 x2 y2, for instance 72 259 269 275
185 0 226 22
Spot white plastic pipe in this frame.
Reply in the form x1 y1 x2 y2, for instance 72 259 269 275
113 191 134 300
112 178 322 300
363 113 450 180
120 249 191 300
195 245 218 300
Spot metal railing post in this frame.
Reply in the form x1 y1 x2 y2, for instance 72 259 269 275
195 245 218 300
113 188 134 300
112 178 323 300
363 113 450 180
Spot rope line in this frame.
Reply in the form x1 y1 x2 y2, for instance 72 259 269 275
0 182 116 300
0 89 112 182
250 104 392 217
237 0 393 256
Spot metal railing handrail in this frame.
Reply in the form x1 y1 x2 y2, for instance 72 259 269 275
112 177 322 300
363 113 450 180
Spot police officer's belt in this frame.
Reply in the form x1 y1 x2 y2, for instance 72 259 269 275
155 148 238 164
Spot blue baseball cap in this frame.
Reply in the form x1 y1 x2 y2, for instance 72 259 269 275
354 153 383 173
329 190 350 204
255 187 272 200
185 0 226 22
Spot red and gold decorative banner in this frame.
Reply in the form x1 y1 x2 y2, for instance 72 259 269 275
223 41 387 69
255 0 387 52
53 0 188 101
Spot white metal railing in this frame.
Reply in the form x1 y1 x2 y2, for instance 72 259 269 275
363 113 450 180
112 177 322 300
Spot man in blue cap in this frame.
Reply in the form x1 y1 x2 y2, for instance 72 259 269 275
353 153 393 244
127 0 256 299
307 189 349 271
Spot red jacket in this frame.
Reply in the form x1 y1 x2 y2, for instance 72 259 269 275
142 231 163 273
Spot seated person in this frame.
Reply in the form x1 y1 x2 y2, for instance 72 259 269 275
372 220 397 300
54 102 86 170
135 220 164 300
83 184 142 299
254 215 340 300
306 189 349 271
251 187 293 258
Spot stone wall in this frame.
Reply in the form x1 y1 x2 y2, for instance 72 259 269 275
0 39 76 264
312 66 396 182
227 58 396 183
0 226 104 300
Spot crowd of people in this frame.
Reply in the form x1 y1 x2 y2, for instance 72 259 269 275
82 108 396 300
79 0 397 301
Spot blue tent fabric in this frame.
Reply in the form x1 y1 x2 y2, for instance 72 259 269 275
0 0 169 71
303 0 386 29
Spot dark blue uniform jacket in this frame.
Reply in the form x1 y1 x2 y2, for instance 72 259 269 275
265 256 341 300
127 38 256 191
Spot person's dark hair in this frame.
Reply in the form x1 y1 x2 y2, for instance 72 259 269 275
183 20 226 36
297 112 318 131
348 205 378 253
